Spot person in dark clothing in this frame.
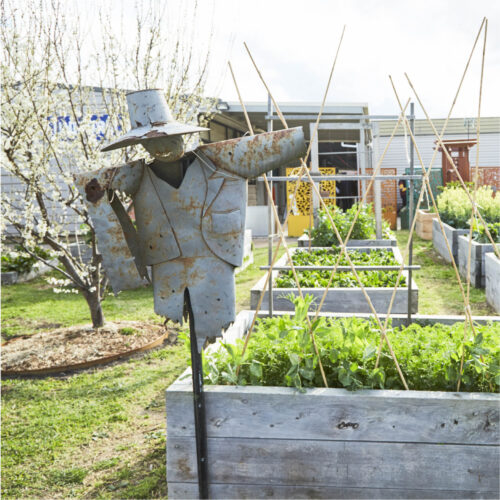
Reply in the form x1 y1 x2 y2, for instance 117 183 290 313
398 179 407 213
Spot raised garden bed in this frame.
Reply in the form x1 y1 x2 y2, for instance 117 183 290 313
432 219 468 265
433 184 499 266
415 209 438 240
457 235 497 288
166 310 500 499
298 233 397 248
251 247 418 314
300 203 395 248
485 252 500 312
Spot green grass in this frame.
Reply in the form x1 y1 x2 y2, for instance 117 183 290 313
1 234 496 498
2 347 188 499
395 230 495 316
1 244 290 499
1 275 161 339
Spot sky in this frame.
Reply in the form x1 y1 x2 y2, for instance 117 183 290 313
29 0 500 120
199 0 500 119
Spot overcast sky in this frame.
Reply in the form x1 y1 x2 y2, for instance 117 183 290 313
201 0 499 119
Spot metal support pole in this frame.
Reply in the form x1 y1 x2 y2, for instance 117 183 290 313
372 122 383 239
407 103 415 326
186 290 208 499
309 122 320 213
267 94 274 316
358 124 367 198
374 180 383 239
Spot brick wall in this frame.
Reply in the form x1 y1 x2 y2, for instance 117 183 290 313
476 166 500 190
365 168 398 229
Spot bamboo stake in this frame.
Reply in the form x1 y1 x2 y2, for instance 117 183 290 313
458 18 488 391
310 101 410 325
405 72 499 259
227 61 329 387
377 77 478 370
373 18 487 365
239 27 347 366
244 42 409 390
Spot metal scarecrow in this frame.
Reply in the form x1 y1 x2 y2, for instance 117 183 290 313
75 89 305 498
75 89 305 348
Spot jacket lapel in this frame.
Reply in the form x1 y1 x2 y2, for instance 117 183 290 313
198 152 225 216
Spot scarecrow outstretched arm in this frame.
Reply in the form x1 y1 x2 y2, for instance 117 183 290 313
198 127 306 179
74 162 148 294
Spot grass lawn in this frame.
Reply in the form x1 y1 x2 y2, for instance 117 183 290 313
395 230 496 316
1 244 288 499
1 235 496 499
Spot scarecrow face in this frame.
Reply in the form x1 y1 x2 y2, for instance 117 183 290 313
143 136 185 162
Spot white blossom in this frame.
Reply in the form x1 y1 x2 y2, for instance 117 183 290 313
2 0 217 324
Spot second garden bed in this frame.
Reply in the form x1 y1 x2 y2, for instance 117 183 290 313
251 246 418 314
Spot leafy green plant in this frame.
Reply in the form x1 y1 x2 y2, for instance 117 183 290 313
275 248 406 288
202 296 499 393
436 185 500 229
307 203 392 246
472 221 500 244
1 245 52 274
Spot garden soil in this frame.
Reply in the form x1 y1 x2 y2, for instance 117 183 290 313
1 321 177 372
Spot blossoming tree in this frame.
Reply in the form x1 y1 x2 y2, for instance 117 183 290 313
1 0 217 327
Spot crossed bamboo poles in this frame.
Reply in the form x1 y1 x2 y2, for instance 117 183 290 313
229 16 492 392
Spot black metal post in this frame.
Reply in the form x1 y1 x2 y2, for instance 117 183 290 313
185 290 209 499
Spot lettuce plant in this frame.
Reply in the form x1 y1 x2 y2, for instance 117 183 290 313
307 203 391 246
275 248 405 288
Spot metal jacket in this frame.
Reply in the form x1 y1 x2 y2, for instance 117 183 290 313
75 127 306 293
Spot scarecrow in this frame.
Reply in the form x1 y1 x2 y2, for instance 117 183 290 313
75 89 305 349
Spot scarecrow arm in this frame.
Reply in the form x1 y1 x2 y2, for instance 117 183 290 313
198 127 306 179
74 162 147 294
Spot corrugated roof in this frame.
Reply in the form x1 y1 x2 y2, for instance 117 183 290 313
376 117 500 136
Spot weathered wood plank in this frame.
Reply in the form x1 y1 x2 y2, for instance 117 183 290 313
167 385 499 445
167 437 499 492
168 481 498 499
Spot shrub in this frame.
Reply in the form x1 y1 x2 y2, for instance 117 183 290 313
436 185 500 229
307 203 391 246
275 248 406 288
202 296 499 393
473 221 500 244
1 245 52 274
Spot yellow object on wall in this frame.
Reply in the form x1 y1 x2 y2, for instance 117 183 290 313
286 167 336 236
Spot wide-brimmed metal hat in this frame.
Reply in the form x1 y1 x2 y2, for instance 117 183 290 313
101 89 209 152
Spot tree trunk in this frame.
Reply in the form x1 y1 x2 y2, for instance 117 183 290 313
83 290 105 328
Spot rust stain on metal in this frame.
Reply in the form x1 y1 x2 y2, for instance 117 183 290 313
144 130 168 139
85 178 105 203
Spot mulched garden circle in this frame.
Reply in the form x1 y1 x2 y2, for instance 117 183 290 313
1 321 178 375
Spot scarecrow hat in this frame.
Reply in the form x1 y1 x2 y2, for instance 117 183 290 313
101 89 209 152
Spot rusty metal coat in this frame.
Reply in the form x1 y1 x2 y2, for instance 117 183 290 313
75 127 305 296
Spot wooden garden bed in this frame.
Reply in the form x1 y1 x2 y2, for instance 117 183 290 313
485 252 500 312
166 310 500 499
457 235 497 288
250 246 418 314
432 219 468 265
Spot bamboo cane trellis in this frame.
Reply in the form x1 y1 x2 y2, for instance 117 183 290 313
229 16 495 392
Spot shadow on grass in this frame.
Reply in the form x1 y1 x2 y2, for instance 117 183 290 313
84 438 168 499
